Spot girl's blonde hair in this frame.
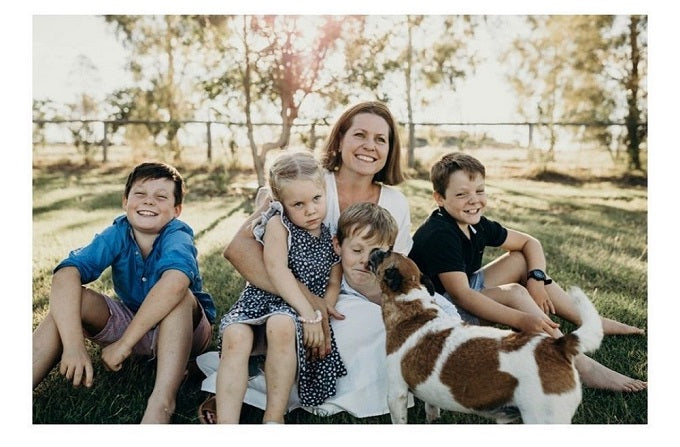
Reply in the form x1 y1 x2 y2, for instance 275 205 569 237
268 151 325 201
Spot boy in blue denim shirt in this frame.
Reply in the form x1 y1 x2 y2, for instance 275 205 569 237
32 162 216 423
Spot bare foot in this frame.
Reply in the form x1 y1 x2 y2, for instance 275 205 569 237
601 317 645 335
575 355 647 392
141 396 175 424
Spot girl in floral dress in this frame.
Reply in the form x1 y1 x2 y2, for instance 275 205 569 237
214 151 346 423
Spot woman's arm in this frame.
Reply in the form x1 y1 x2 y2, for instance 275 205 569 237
223 200 279 294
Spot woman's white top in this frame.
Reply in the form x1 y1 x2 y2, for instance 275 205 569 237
323 171 413 254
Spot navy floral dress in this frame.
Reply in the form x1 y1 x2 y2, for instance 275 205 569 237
219 201 347 406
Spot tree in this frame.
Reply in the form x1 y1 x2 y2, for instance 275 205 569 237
341 16 478 168
105 15 206 161
200 15 347 187
504 15 647 171
66 54 103 163
619 15 647 171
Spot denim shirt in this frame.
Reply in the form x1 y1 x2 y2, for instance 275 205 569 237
55 215 216 323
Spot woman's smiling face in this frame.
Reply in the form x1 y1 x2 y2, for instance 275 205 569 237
338 113 390 177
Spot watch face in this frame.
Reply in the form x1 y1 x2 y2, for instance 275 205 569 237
530 269 546 281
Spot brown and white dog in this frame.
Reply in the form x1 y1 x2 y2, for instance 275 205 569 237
368 248 603 424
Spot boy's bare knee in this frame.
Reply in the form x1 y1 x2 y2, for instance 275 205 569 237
506 283 534 305
80 288 111 334
507 250 527 266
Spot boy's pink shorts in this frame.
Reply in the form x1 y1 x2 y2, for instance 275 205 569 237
89 294 212 358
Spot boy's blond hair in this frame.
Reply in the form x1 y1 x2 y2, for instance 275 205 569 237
336 202 398 248
430 152 486 197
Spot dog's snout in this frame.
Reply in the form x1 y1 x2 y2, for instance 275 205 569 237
368 248 390 273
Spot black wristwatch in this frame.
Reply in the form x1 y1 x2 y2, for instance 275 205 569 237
527 269 553 285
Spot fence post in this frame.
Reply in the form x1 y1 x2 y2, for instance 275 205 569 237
206 121 212 161
102 121 109 162
527 123 533 149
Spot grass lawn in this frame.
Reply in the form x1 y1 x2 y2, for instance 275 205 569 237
31 151 648 424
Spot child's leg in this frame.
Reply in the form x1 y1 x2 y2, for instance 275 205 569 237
262 314 297 423
216 323 254 424
574 354 647 392
481 251 527 286
484 251 644 335
141 290 196 424
482 284 647 391
545 282 645 335
482 268 647 392
33 287 111 389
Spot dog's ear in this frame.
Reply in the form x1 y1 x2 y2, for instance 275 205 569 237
420 273 435 296
383 266 403 293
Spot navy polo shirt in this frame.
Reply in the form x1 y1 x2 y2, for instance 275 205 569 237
409 208 507 296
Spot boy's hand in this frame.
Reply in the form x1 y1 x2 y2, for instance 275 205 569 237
527 281 556 315
60 344 94 388
101 340 133 372
517 313 560 337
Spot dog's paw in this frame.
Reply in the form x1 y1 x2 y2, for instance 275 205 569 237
425 403 441 423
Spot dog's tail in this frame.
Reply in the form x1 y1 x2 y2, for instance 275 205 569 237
558 286 604 356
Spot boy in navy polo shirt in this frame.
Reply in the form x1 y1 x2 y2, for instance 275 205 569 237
409 152 646 392
32 162 216 422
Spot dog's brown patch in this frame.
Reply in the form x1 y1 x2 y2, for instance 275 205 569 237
401 328 453 388
384 299 439 355
500 332 536 352
441 338 518 411
535 335 578 394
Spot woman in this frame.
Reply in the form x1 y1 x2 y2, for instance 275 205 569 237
197 101 415 419
221 101 412 356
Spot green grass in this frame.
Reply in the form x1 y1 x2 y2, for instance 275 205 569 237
32 157 648 424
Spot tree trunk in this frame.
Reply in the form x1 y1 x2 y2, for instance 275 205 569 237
625 16 642 171
405 16 415 169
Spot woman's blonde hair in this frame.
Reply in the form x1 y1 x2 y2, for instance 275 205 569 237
268 151 325 201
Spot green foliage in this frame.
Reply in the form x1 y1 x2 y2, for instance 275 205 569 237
503 15 647 170
32 159 647 424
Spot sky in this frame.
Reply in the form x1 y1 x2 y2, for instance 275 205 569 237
31 15 519 123
33 16 131 104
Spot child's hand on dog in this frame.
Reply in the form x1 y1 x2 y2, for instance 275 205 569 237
517 312 560 336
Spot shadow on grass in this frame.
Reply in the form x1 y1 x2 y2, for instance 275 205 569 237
33 190 123 216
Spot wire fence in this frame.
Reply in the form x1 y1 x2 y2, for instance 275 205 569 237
32 118 644 173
